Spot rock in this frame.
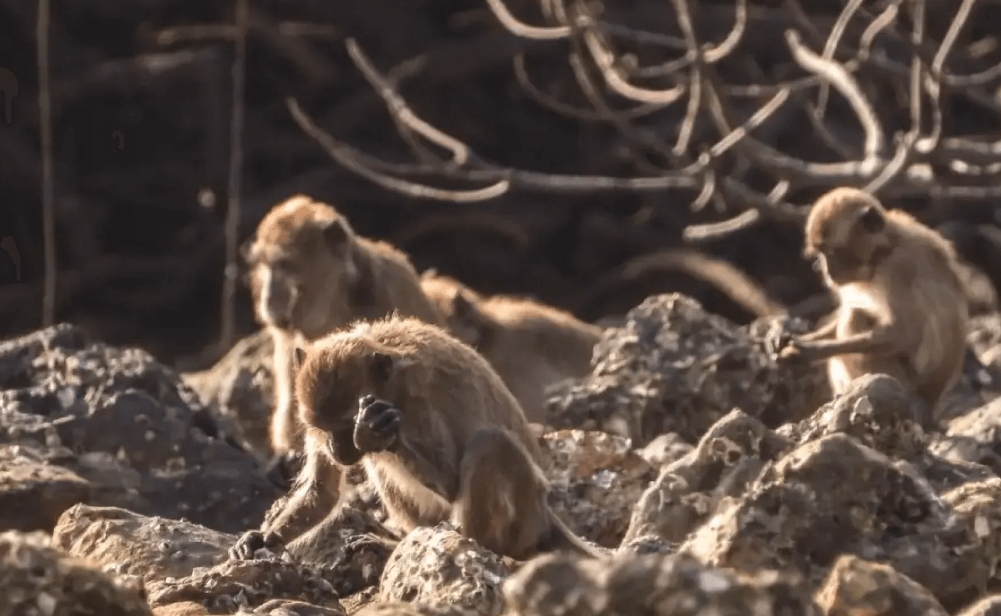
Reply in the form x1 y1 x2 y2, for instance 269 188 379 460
681 433 996 607
538 429 655 548
502 551 820 616
353 603 475 616
0 324 281 533
937 396 1001 476
0 444 92 532
622 409 792 545
636 432 693 468
153 603 212 616
544 294 829 446
241 599 345 615
146 557 343 614
379 523 509 616
814 554 948 616
182 329 274 460
0 530 152 616
52 504 234 584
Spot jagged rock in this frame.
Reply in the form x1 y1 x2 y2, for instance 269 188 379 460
814 554 948 616
0 530 152 616
353 603 475 616
0 323 281 533
145 557 343 614
681 433 996 607
0 444 92 532
957 595 1001 616
539 429 655 548
182 329 274 460
153 603 212 616
622 409 792 545
775 374 927 458
378 523 509 616
636 432 694 468
543 294 829 446
285 504 397 597
936 396 1001 477
502 551 820 616
938 478 1001 607
240 599 345 615
52 504 234 584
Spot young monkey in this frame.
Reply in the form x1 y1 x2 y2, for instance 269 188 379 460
243 195 444 460
781 187 969 422
420 269 603 425
230 316 599 561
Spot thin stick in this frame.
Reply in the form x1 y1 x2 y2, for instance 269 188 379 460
220 0 249 350
37 0 56 327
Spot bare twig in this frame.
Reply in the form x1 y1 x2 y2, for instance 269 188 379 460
219 0 249 351
37 0 56 327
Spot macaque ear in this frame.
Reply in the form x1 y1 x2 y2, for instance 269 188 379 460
371 351 395 382
452 290 478 320
321 218 352 249
858 205 885 233
292 347 307 372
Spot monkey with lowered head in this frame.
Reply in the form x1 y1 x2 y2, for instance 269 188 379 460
230 315 600 561
781 187 969 422
419 269 603 425
243 195 444 460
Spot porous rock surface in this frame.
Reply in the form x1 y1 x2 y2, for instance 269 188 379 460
0 324 281 534
543 294 831 446
8 294 1001 614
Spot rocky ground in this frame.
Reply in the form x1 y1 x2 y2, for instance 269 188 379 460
6 293 1001 615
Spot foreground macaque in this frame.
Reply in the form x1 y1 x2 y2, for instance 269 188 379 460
244 195 444 457
420 270 603 424
782 187 969 420
231 316 599 561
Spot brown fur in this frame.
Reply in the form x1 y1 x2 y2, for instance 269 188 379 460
789 187 969 417
234 316 599 561
244 195 444 456
420 270 603 424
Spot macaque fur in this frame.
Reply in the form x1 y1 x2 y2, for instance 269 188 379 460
232 316 598 561
420 270 603 424
244 195 444 457
784 187 969 418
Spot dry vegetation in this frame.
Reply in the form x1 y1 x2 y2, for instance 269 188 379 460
2 0 1000 364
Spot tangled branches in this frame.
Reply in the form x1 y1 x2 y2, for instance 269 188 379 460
289 0 1001 242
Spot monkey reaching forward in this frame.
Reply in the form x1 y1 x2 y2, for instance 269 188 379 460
243 195 444 458
230 316 599 561
781 187 969 421
420 270 603 425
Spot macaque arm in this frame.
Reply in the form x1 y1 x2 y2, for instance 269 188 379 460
797 317 838 342
794 326 896 360
269 330 297 452
394 433 459 501
262 432 342 542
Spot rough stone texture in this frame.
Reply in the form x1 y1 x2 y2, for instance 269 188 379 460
353 604 476 616
0 443 93 532
502 551 820 616
538 429 655 548
0 530 153 616
182 329 274 461
623 409 792 545
544 294 830 447
681 433 997 608
52 504 234 584
814 554 949 616
145 557 344 614
0 323 281 533
379 524 509 616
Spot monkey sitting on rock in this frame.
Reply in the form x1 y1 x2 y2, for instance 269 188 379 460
229 315 600 561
